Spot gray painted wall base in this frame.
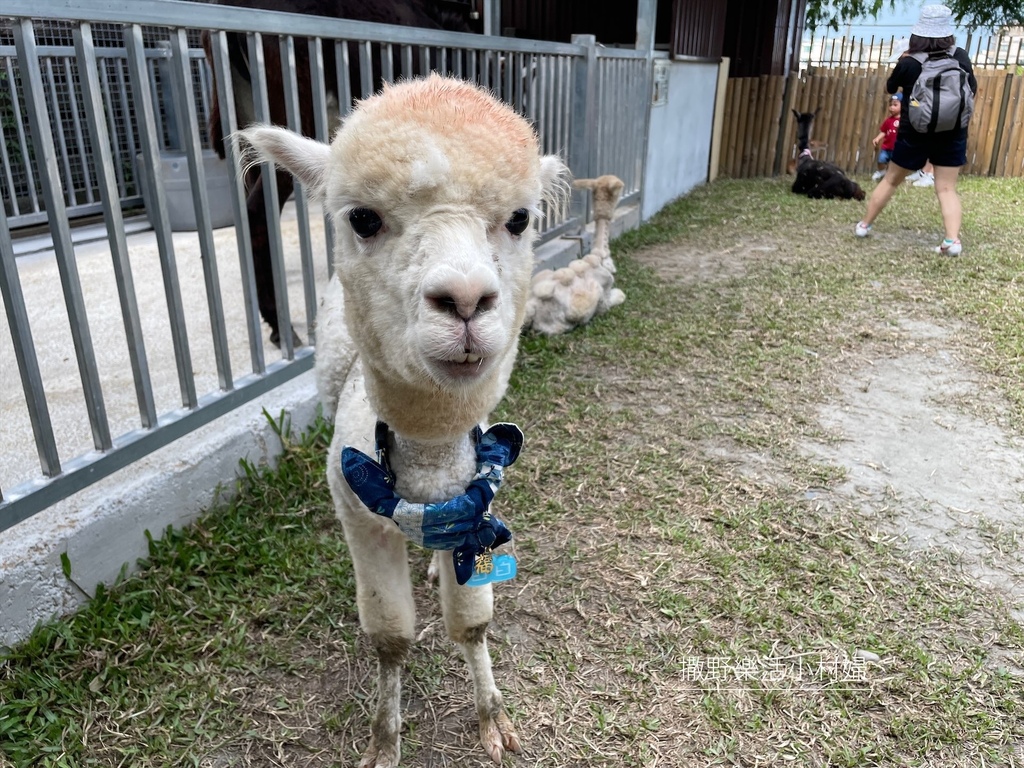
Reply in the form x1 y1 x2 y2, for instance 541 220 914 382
0 373 321 650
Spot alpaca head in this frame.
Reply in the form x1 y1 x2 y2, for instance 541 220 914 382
573 175 625 222
240 75 568 438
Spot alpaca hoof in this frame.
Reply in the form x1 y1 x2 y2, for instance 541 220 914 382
480 709 521 764
358 736 400 768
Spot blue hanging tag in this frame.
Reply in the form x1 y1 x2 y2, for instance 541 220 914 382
465 551 517 587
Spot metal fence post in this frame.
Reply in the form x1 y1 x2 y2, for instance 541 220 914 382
569 34 597 228
635 0 656 53
167 27 234 389
481 0 500 36
13 19 112 452
633 0 658 222
0 198 60 497
125 23 197 410
210 30 265 375
74 22 158 430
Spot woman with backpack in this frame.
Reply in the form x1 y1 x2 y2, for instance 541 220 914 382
854 4 978 256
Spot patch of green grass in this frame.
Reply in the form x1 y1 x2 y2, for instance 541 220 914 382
493 175 1024 766
0 414 356 767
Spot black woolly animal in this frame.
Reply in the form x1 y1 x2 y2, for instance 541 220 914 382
790 109 865 201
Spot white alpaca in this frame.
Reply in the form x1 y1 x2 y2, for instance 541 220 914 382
525 174 625 335
240 75 567 767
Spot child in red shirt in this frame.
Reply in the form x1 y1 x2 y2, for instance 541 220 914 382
871 94 902 180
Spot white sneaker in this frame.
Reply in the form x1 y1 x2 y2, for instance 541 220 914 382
934 238 962 256
906 170 923 182
855 221 872 237
913 172 935 187
872 170 885 181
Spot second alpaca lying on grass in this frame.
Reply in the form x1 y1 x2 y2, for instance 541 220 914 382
790 109 865 201
240 75 568 767
526 174 626 335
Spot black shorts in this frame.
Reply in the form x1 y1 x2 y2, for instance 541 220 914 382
891 131 968 170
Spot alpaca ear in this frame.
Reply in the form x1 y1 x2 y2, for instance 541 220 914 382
791 108 800 120
235 124 332 198
539 154 571 211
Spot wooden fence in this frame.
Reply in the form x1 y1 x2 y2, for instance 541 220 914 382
719 68 1024 179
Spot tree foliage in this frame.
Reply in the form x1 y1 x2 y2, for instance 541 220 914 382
805 0 1024 31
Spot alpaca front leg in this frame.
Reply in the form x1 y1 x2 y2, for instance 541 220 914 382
462 628 521 763
342 514 416 768
362 634 409 768
437 557 521 763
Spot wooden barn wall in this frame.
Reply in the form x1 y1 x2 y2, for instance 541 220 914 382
500 0 644 44
723 0 805 77
499 0 715 51
671 0 726 58
500 0 573 41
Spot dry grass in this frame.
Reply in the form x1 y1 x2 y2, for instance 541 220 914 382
2 175 1023 767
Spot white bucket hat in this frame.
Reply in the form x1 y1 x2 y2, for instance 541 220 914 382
911 4 955 38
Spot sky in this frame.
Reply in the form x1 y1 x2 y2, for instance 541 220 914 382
800 3 1012 66
832 2 1001 40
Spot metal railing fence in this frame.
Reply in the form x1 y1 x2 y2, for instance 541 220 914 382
0 23 214 229
594 51 650 198
0 0 653 532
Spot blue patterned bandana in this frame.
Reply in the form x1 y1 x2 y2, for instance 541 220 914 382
341 422 523 585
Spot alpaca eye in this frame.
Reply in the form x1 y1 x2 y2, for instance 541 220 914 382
348 208 383 238
505 208 530 236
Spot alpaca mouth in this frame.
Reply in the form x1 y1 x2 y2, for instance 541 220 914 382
432 352 491 381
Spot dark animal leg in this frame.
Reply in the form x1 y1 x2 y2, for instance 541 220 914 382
246 168 301 348
200 31 227 160
360 633 410 768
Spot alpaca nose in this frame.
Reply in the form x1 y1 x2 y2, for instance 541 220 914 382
423 266 500 320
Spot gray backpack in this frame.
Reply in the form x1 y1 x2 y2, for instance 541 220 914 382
908 48 974 133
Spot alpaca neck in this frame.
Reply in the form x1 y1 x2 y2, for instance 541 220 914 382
387 425 477 501
796 122 813 152
594 218 610 255
362 356 513 443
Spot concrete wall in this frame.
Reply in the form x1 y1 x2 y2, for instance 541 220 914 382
0 373 321 649
642 58 721 220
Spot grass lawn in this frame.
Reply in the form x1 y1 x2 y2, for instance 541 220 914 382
1 174 1023 767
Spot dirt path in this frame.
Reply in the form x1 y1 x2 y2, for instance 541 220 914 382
636 242 1024 623
807 318 1024 621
